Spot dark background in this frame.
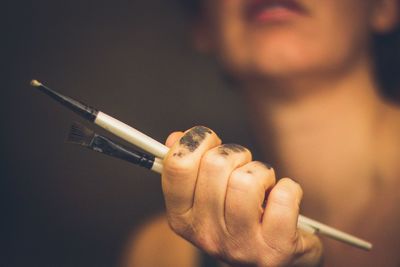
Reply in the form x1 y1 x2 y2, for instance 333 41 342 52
3 1 400 266
2 1 257 266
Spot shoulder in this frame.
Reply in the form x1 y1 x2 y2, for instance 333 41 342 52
121 214 198 267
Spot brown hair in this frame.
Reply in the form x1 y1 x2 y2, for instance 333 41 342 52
374 28 400 100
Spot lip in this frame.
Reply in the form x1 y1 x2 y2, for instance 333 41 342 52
245 0 308 24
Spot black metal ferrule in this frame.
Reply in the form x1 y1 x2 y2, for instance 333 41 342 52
37 84 99 122
90 135 155 169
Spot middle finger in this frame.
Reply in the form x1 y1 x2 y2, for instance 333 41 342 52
193 144 252 224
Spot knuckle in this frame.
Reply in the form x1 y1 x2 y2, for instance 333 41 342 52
228 169 255 192
192 226 222 257
166 213 192 238
223 239 255 264
167 217 184 235
168 222 182 238
269 183 299 208
164 155 197 176
263 240 297 266
197 235 221 257
202 149 231 170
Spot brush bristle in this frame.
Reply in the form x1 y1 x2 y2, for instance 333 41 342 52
67 122 95 146
30 79 42 87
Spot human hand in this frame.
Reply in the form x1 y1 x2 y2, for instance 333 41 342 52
162 126 323 267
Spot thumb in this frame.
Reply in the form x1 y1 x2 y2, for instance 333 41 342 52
165 131 184 148
292 230 323 267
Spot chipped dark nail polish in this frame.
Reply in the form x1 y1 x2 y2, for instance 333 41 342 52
261 162 273 170
173 151 185 157
179 126 212 152
218 143 247 156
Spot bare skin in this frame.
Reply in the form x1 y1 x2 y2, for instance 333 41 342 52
124 100 400 267
123 0 400 266
243 74 400 266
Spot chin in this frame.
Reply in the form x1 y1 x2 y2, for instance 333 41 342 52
249 50 322 79
219 34 345 82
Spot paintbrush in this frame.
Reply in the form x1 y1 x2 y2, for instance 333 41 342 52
30 79 168 159
31 79 372 251
66 122 372 251
67 121 163 173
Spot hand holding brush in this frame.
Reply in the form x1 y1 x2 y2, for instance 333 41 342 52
32 79 372 254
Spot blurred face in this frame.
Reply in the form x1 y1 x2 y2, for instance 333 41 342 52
196 0 398 83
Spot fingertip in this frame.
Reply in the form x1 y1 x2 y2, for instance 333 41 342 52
274 178 303 206
165 131 184 147
279 178 303 200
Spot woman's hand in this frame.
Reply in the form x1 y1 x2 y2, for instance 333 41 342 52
162 126 323 267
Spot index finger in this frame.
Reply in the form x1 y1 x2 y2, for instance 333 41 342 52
162 126 222 216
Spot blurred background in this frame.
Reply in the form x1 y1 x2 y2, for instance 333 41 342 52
3 1 400 266
2 0 259 266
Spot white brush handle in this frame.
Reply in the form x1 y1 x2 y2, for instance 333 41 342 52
151 158 164 174
298 215 372 250
95 112 169 159
94 111 372 251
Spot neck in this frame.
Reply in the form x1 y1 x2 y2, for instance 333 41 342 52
242 61 387 222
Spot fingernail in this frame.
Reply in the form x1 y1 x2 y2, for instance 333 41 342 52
179 126 212 152
218 143 247 156
262 162 273 170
